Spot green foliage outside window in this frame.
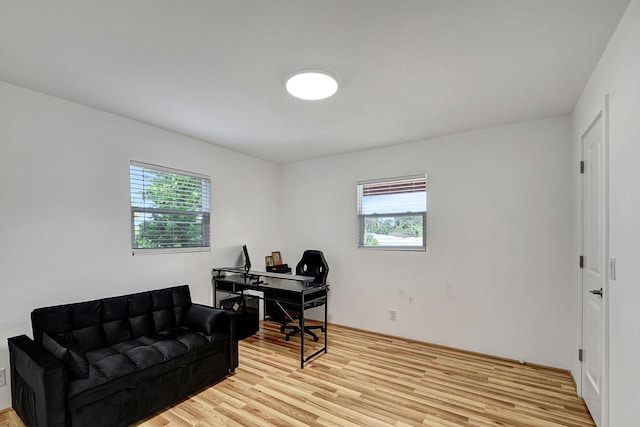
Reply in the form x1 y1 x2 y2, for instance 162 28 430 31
364 216 423 238
131 162 210 251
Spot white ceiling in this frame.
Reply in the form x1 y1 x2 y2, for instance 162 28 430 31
0 1 630 163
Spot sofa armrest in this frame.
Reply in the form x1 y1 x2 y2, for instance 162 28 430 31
182 304 229 335
181 304 238 371
8 335 68 427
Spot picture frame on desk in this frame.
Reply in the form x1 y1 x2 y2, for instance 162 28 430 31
272 251 282 266
265 255 274 267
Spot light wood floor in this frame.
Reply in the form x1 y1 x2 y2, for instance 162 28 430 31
2 321 594 426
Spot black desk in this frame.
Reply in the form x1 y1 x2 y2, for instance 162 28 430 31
211 268 329 368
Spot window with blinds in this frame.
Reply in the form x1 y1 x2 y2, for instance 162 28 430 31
357 174 427 250
130 161 210 254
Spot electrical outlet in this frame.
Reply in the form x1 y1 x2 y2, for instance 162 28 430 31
389 310 397 321
0 368 6 387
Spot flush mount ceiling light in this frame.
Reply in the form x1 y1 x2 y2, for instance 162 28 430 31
286 69 338 100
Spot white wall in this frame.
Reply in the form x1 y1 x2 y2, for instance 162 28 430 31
572 0 640 424
280 117 578 376
9 15 636 411
0 82 281 409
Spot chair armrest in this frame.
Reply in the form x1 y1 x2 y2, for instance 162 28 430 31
8 335 68 427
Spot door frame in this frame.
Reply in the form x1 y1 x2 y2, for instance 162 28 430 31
579 94 610 426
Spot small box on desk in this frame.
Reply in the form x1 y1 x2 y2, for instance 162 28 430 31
219 296 259 339
266 264 292 274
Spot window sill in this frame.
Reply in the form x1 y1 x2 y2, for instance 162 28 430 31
132 247 211 256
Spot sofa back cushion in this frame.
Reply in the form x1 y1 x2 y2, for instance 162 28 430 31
32 285 192 352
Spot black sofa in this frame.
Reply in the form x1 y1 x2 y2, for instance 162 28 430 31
8 285 239 427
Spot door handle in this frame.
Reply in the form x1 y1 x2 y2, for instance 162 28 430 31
589 288 603 297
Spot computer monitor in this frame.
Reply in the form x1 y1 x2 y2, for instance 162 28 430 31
242 244 251 273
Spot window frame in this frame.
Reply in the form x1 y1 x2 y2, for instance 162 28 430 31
130 161 211 255
357 174 427 252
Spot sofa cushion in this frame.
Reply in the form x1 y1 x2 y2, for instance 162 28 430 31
67 327 223 410
70 301 105 352
31 285 194 352
151 288 177 331
128 293 155 338
102 298 132 346
41 333 89 379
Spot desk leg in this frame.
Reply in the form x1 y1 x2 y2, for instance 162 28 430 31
212 278 217 307
324 295 328 355
300 292 305 369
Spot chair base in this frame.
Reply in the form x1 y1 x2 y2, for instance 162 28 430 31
280 324 325 342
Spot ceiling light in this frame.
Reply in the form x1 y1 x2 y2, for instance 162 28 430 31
286 70 338 100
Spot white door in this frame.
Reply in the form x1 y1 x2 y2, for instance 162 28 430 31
581 104 608 426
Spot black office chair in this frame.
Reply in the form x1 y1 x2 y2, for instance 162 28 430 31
280 250 329 342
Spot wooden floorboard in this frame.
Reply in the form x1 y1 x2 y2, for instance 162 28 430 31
1 321 594 426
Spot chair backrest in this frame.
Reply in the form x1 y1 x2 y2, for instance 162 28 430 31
295 250 329 284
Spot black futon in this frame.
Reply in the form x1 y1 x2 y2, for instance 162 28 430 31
8 285 238 427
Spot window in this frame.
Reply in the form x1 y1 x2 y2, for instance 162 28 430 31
130 161 210 254
357 175 427 251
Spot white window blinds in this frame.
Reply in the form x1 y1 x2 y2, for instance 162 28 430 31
130 161 210 254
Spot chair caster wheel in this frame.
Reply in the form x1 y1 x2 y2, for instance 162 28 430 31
313 336 319 342
280 325 285 333
285 336 290 341
320 327 326 333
